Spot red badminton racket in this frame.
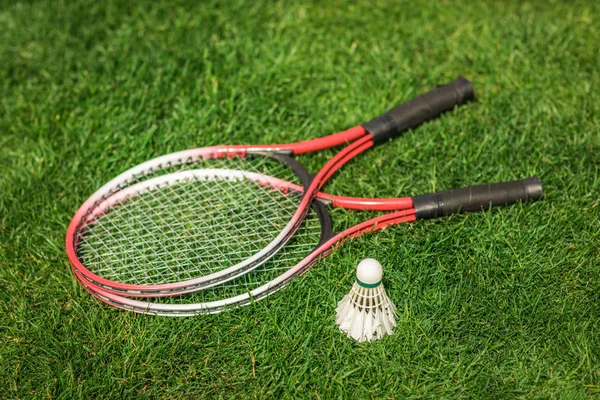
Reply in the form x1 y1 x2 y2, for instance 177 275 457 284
72 176 544 315
67 77 474 296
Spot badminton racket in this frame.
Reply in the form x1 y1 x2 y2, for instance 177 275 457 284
73 177 544 315
67 77 474 296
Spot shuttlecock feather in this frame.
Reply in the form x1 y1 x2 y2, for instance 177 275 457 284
336 258 397 342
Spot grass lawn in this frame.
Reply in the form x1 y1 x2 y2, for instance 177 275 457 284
1 0 599 398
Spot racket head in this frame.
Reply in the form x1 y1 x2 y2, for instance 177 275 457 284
67 146 333 295
72 203 329 314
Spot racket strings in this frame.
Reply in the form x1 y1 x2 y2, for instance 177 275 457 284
76 157 310 285
79 179 296 282
125 208 324 303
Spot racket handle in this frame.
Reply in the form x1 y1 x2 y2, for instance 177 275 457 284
412 177 543 219
363 77 475 144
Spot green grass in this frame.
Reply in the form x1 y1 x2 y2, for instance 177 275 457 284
1 0 599 398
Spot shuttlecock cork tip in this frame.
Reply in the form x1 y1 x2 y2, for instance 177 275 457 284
355 258 383 288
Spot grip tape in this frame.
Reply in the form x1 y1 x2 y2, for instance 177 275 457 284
363 77 475 144
413 177 544 219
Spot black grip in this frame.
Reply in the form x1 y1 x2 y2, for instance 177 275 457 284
363 77 475 144
412 177 544 219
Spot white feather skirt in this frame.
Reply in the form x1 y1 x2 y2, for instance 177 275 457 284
335 282 397 342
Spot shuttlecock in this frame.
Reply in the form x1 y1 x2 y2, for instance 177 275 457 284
336 258 397 342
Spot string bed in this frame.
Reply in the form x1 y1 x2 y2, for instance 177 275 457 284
75 157 311 286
